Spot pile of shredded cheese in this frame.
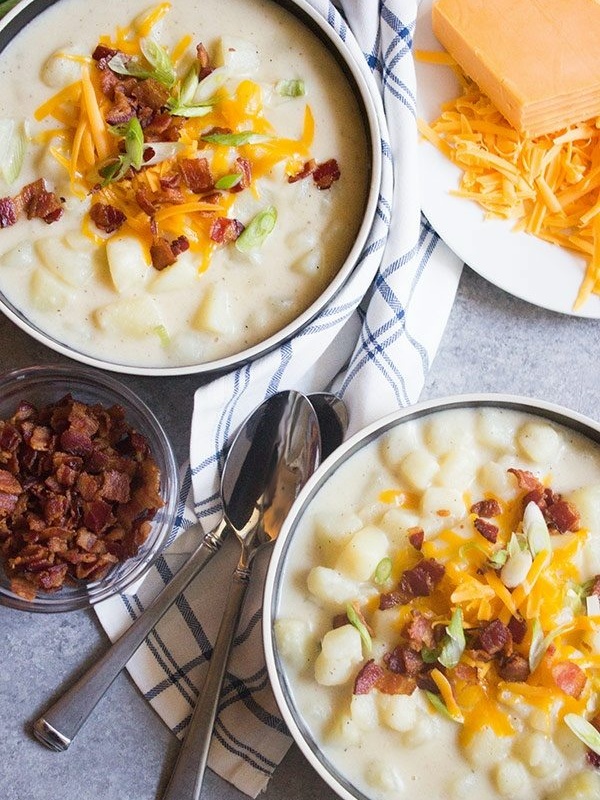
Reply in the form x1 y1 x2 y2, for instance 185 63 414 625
32 2 315 267
416 51 600 310
372 479 599 745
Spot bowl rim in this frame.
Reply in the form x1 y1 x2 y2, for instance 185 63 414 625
263 392 600 800
0 363 179 612
0 0 383 377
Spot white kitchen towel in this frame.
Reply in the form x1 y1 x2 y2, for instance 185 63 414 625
95 0 463 796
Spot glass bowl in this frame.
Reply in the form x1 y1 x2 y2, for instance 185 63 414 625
0 364 178 612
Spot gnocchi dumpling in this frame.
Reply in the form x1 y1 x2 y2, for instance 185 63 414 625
334 525 389 582
399 449 439 490
517 420 561 463
314 624 363 686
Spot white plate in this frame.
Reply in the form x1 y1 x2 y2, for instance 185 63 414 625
414 0 600 319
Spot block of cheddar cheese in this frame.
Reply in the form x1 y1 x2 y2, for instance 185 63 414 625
432 0 600 138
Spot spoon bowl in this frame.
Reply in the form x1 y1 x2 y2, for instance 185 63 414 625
162 392 321 800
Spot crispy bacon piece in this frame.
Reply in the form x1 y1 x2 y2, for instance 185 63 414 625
498 653 530 682
376 672 417 696
545 498 580 533
92 44 119 64
408 526 424 550
143 112 183 142
398 557 445 599
353 660 385 695
231 157 252 193
90 202 126 233
150 238 176 271
312 158 341 190
18 179 63 224
196 42 213 80
507 614 527 645
288 158 316 184
209 216 244 244
590 575 600 597
179 157 214 193
474 517 499 543
470 498 502 517
478 619 511 656
106 86 136 124
551 661 587 698
129 78 170 111
378 589 403 610
404 610 436 650
384 645 425 677
0 197 17 228
508 468 542 493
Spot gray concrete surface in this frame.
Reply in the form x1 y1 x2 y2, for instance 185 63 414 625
1 266 599 800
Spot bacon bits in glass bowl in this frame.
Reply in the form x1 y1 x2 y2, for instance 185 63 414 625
0 365 178 612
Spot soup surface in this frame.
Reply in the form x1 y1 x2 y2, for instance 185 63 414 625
275 407 600 800
0 0 369 367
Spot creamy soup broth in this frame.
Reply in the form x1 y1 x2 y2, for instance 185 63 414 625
275 407 600 800
0 0 369 367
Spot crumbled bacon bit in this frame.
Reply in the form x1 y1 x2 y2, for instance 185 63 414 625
507 614 527 645
590 575 600 597
378 589 403 610
545 498 580 533
477 619 511 656
404 610 437 650
19 179 63 224
150 237 177 271
408 527 424 550
179 157 214 193
384 645 425 677
231 157 252 193
474 517 499 543
551 661 587 698
0 394 163 599
288 158 316 184
196 42 213 80
90 202 126 233
106 87 136 125
498 653 530 682
376 672 417 696
508 468 542 493
470 498 502 517
353 660 385 695
312 158 341 189
209 216 244 244
0 197 17 228
398 557 445 599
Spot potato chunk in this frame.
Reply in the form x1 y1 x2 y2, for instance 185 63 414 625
334 526 389 581
314 624 362 686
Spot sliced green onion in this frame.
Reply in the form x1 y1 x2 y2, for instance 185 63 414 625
564 713 600 756
201 130 270 146
523 501 551 559
507 532 525 558
193 65 229 102
529 620 573 673
420 646 440 664
235 206 277 253
374 557 392 585
108 52 154 81
276 79 306 97
98 155 130 185
346 602 372 654
487 547 509 569
438 607 466 669
215 173 243 190
178 64 200 106
167 103 213 118
108 117 144 172
139 37 176 87
0 118 27 185
424 691 463 723
154 324 170 346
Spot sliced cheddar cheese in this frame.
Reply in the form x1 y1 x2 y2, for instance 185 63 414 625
432 0 600 137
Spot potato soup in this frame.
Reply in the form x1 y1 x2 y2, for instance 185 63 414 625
0 0 370 368
273 406 600 800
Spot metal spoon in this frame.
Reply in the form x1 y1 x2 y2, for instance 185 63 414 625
33 389 333 752
161 391 321 800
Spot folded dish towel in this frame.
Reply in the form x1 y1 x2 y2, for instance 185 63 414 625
94 1 463 796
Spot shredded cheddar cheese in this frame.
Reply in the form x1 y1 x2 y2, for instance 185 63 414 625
32 2 322 271
416 53 600 309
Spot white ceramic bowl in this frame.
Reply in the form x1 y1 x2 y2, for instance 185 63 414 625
263 394 600 800
0 0 381 376
0 364 178 612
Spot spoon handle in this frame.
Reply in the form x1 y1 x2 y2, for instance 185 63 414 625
162 567 251 800
33 519 228 752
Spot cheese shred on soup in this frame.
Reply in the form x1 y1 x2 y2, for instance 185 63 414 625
0 0 369 367
275 407 600 800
